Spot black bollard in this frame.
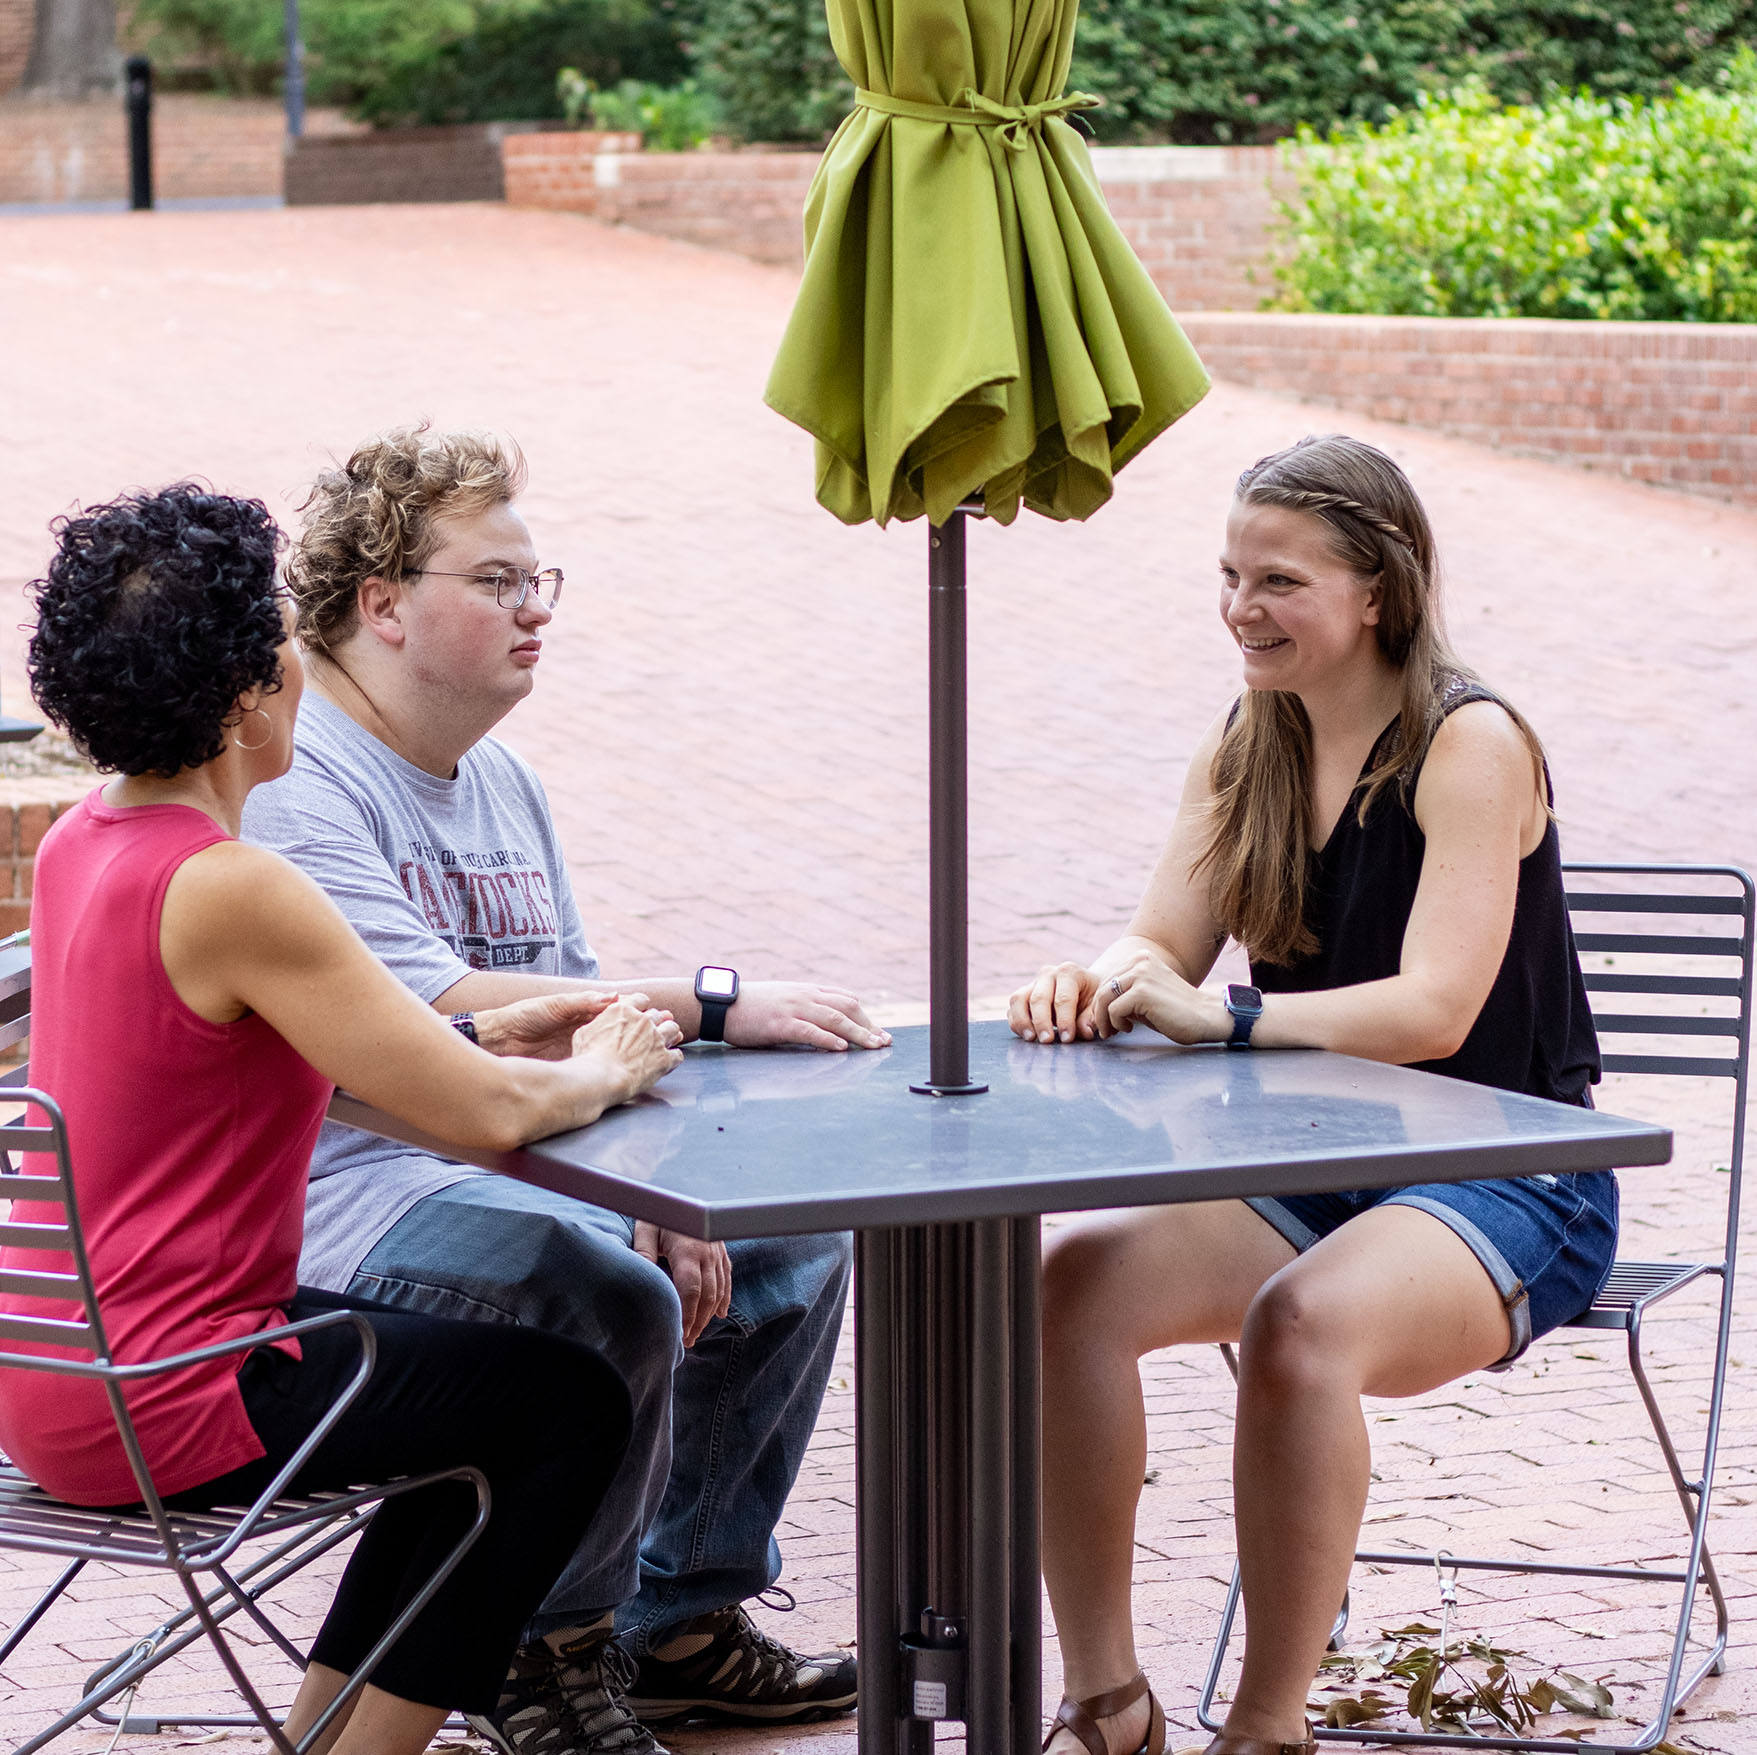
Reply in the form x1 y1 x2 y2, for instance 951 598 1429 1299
125 56 153 211
283 0 306 139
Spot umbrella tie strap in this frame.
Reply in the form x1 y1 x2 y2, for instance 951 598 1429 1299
854 87 1102 150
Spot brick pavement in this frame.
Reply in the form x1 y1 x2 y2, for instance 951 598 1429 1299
0 205 1754 1754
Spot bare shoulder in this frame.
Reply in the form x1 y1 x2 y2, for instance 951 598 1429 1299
1416 698 1546 835
1428 697 1536 765
164 838 342 948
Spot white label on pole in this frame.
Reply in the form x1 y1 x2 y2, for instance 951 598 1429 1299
913 1680 948 1720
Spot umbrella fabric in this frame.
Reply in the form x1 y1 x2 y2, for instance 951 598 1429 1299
763 0 1211 528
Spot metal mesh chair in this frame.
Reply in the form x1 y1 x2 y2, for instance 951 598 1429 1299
0 1085 492 1755
1197 862 1752 1753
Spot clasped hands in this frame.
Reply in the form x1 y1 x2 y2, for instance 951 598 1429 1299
461 990 729 1345
1007 952 1230 1047
470 984 887 1344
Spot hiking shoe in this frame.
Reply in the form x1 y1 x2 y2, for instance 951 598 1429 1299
478 1640 578 1755
481 1623 670 1755
627 1603 858 1724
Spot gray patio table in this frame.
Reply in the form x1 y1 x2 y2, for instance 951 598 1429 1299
330 1018 1671 1755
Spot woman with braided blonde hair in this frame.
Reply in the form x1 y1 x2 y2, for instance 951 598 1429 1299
1010 434 1611 1755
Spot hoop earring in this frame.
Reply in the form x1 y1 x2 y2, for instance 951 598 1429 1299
231 707 274 752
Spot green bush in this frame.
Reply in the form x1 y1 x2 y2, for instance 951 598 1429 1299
126 0 289 93
351 0 691 124
577 75 721 146
1272 53 1757 320
689 0 847 143
1068 0 1757 144
129 0 478 102
127 0 1757 148
128 0 689 119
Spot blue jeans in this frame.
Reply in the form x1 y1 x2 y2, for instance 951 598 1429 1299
348 1175 852 1653
1246 1168 1618 1363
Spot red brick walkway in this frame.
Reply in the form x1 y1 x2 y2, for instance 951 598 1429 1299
0 205 1753 1754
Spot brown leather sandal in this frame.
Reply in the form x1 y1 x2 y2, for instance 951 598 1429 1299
1043 1672 1165 1755
1199 1723 1317 1755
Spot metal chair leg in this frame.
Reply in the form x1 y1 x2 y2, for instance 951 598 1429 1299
1623 1310 1729 1696
1195 1564 1241 1735
0 1557 85 1665
80 1507 372 1735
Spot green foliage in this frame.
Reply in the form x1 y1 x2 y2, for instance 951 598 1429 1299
127 0 689 119
557 63 594 123
1068 0 1757 144
1272 53 1757 321
576 75 721 146
126 0 1757 149
690 0 848 143
1070 0 1463 144
353 0 690 125
129 0 478 102
126 0 288 94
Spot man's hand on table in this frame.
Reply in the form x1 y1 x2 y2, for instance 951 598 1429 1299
634 1222 732 1346
724 981 892 1053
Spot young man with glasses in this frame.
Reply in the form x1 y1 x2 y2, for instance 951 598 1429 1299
243 425 882 1755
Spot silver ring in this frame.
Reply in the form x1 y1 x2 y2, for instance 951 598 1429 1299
1108 977 1122 996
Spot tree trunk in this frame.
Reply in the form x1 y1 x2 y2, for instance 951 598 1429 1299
20 0 119 98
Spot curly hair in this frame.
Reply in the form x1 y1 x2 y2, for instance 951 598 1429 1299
28 485 286 778
289 424 528 655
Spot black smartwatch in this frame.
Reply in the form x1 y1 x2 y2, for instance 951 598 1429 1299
1224 984 1264 1048
694 966 740 1043
449 1012 479 1045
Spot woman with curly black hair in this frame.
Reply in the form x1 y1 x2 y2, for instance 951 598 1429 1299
2 484 686 1755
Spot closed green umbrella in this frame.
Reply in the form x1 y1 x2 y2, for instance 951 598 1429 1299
765 0 1211 1100
764 0 1210 528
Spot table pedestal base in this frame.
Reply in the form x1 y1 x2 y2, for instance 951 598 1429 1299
856 1218 1042 1755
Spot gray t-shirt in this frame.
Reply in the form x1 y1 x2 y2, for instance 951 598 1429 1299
241 692 599 1288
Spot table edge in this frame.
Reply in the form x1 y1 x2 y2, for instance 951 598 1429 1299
326 1093 1672 1241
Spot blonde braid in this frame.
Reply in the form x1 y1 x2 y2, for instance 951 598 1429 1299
1274 487 1418 552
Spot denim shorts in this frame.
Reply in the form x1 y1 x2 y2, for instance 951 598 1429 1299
1244 1168 1619 1364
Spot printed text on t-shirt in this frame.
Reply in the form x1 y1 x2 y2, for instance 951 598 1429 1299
398 844 558 969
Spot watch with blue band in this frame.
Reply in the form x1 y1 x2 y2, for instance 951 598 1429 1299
1225 983 1264 1047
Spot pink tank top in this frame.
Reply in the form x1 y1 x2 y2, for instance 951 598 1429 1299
0 791 332 1505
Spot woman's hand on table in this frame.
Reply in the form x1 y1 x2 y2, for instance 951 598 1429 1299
1092 952 1230 1044
571 995 685 1100
1008 961 1105 1044
634 1223 732 1347
475 990 620 1059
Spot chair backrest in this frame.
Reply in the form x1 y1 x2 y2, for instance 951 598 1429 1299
1563 862 1753 1265
0 1086 111 1371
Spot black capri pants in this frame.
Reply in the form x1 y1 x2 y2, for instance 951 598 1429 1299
171 1287 632 1715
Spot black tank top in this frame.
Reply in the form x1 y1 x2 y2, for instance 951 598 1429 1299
1250 683 1601 1105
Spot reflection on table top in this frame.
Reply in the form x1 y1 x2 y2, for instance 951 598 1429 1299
329 1020 1671 1241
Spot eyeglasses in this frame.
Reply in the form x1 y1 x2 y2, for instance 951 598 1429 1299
411 566 564 611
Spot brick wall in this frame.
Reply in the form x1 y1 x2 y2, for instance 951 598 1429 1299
1090 145 1289 312
505 135 823 263
1178 311 1757 504
0 0 30 99
0 95 362 203
286 122 536 206
500 129 642 210
0 784 89 938
503 137 1287 311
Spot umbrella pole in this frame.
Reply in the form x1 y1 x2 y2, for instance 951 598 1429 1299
912 509 989 1097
